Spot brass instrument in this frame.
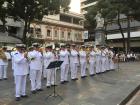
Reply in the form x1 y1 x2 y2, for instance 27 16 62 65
108 52 112 59
0 49 7 61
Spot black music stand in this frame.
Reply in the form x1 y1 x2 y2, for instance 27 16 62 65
46 60 63 100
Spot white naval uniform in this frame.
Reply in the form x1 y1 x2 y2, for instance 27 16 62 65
95 50 102 73
0 51 11 79
59 50 70 82
108 50 115 70
43 51 55 86
89 50 96 75
101 50 107 73
28 50 43 91
11 51 17 71
42 51 47 79
13 51 28 97
104 48 110 71
79 50 87 77
70 49 79 79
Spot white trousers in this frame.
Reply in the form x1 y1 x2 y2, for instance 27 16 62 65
70 63 78 79
46 69 56 86
0 65 8 79
30 70 42 91
89 61 95 75
14 75 27 97
80 62 87 77
60 64 69 82
96 58 101 73
109 59 115 70
43 68 47 78
101 57 106 72
105 58 110 71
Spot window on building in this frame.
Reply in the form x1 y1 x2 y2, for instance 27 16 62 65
61 31 64 38
35 28 41 34
8 26 17 34
75 33 78 41
29 28 34 34
47 29 51 37
68 32 71 39
54 30 58 37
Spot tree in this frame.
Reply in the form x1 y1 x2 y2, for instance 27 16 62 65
0 0 13 32
85 0 140 52
0 0 71 45
85 0 126 51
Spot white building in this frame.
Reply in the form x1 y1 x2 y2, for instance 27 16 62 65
80 0 96 14
0 17 24 47
29 11 85 47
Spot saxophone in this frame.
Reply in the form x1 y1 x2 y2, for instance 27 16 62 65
0 49 7 61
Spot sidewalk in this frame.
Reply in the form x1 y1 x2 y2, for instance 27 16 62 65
0 62 140 105
126 90 140 105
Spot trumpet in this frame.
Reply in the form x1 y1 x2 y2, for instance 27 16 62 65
108 52 112 59
0 52 7 61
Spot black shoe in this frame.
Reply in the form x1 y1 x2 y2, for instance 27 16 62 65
31 90 36 94
81 76 87 78
36 89 43 91
60 81 65 84
81 76 85 78
15 97 20 101
21 95 28 98
4 78 8 80
64 81 69 83
75 78 78 80
43 78 47 80
72 78 78 81
46 86 51 88
0 79 2 81
90 74 95 77
51 84 57 87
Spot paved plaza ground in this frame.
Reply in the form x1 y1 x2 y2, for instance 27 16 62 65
0 62 140 105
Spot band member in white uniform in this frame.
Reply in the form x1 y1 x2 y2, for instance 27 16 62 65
95 45 102 74
70 44 79 80
13 44 28 101
89 45 96 76
43 45 55 88
0 47 11 80
11 48 17 71
79 45 87 78
101 46 107 73
108 48 115 70
59 45 70 84
28 43 43 94
104 46 110 71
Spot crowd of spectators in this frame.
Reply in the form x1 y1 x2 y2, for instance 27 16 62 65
115 51 140 62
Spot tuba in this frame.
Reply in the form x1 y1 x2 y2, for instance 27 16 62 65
0 49 7 61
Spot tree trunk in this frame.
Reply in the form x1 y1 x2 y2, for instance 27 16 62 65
104 21 108 44
127 16 131 53
117 10 126 52
22 20 28 44
1 17 7 33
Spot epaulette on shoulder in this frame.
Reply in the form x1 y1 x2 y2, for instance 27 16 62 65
14 53 18 55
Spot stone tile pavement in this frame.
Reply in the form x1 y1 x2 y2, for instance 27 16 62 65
0 62 140 105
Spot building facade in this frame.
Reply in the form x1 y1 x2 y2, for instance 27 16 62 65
0 17 24 47
29 11 85 48
80 0 96 14
80 1 140 52
107 16 140 52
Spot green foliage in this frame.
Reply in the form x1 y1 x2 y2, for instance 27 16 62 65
0 0 71 45
86 0 140 28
